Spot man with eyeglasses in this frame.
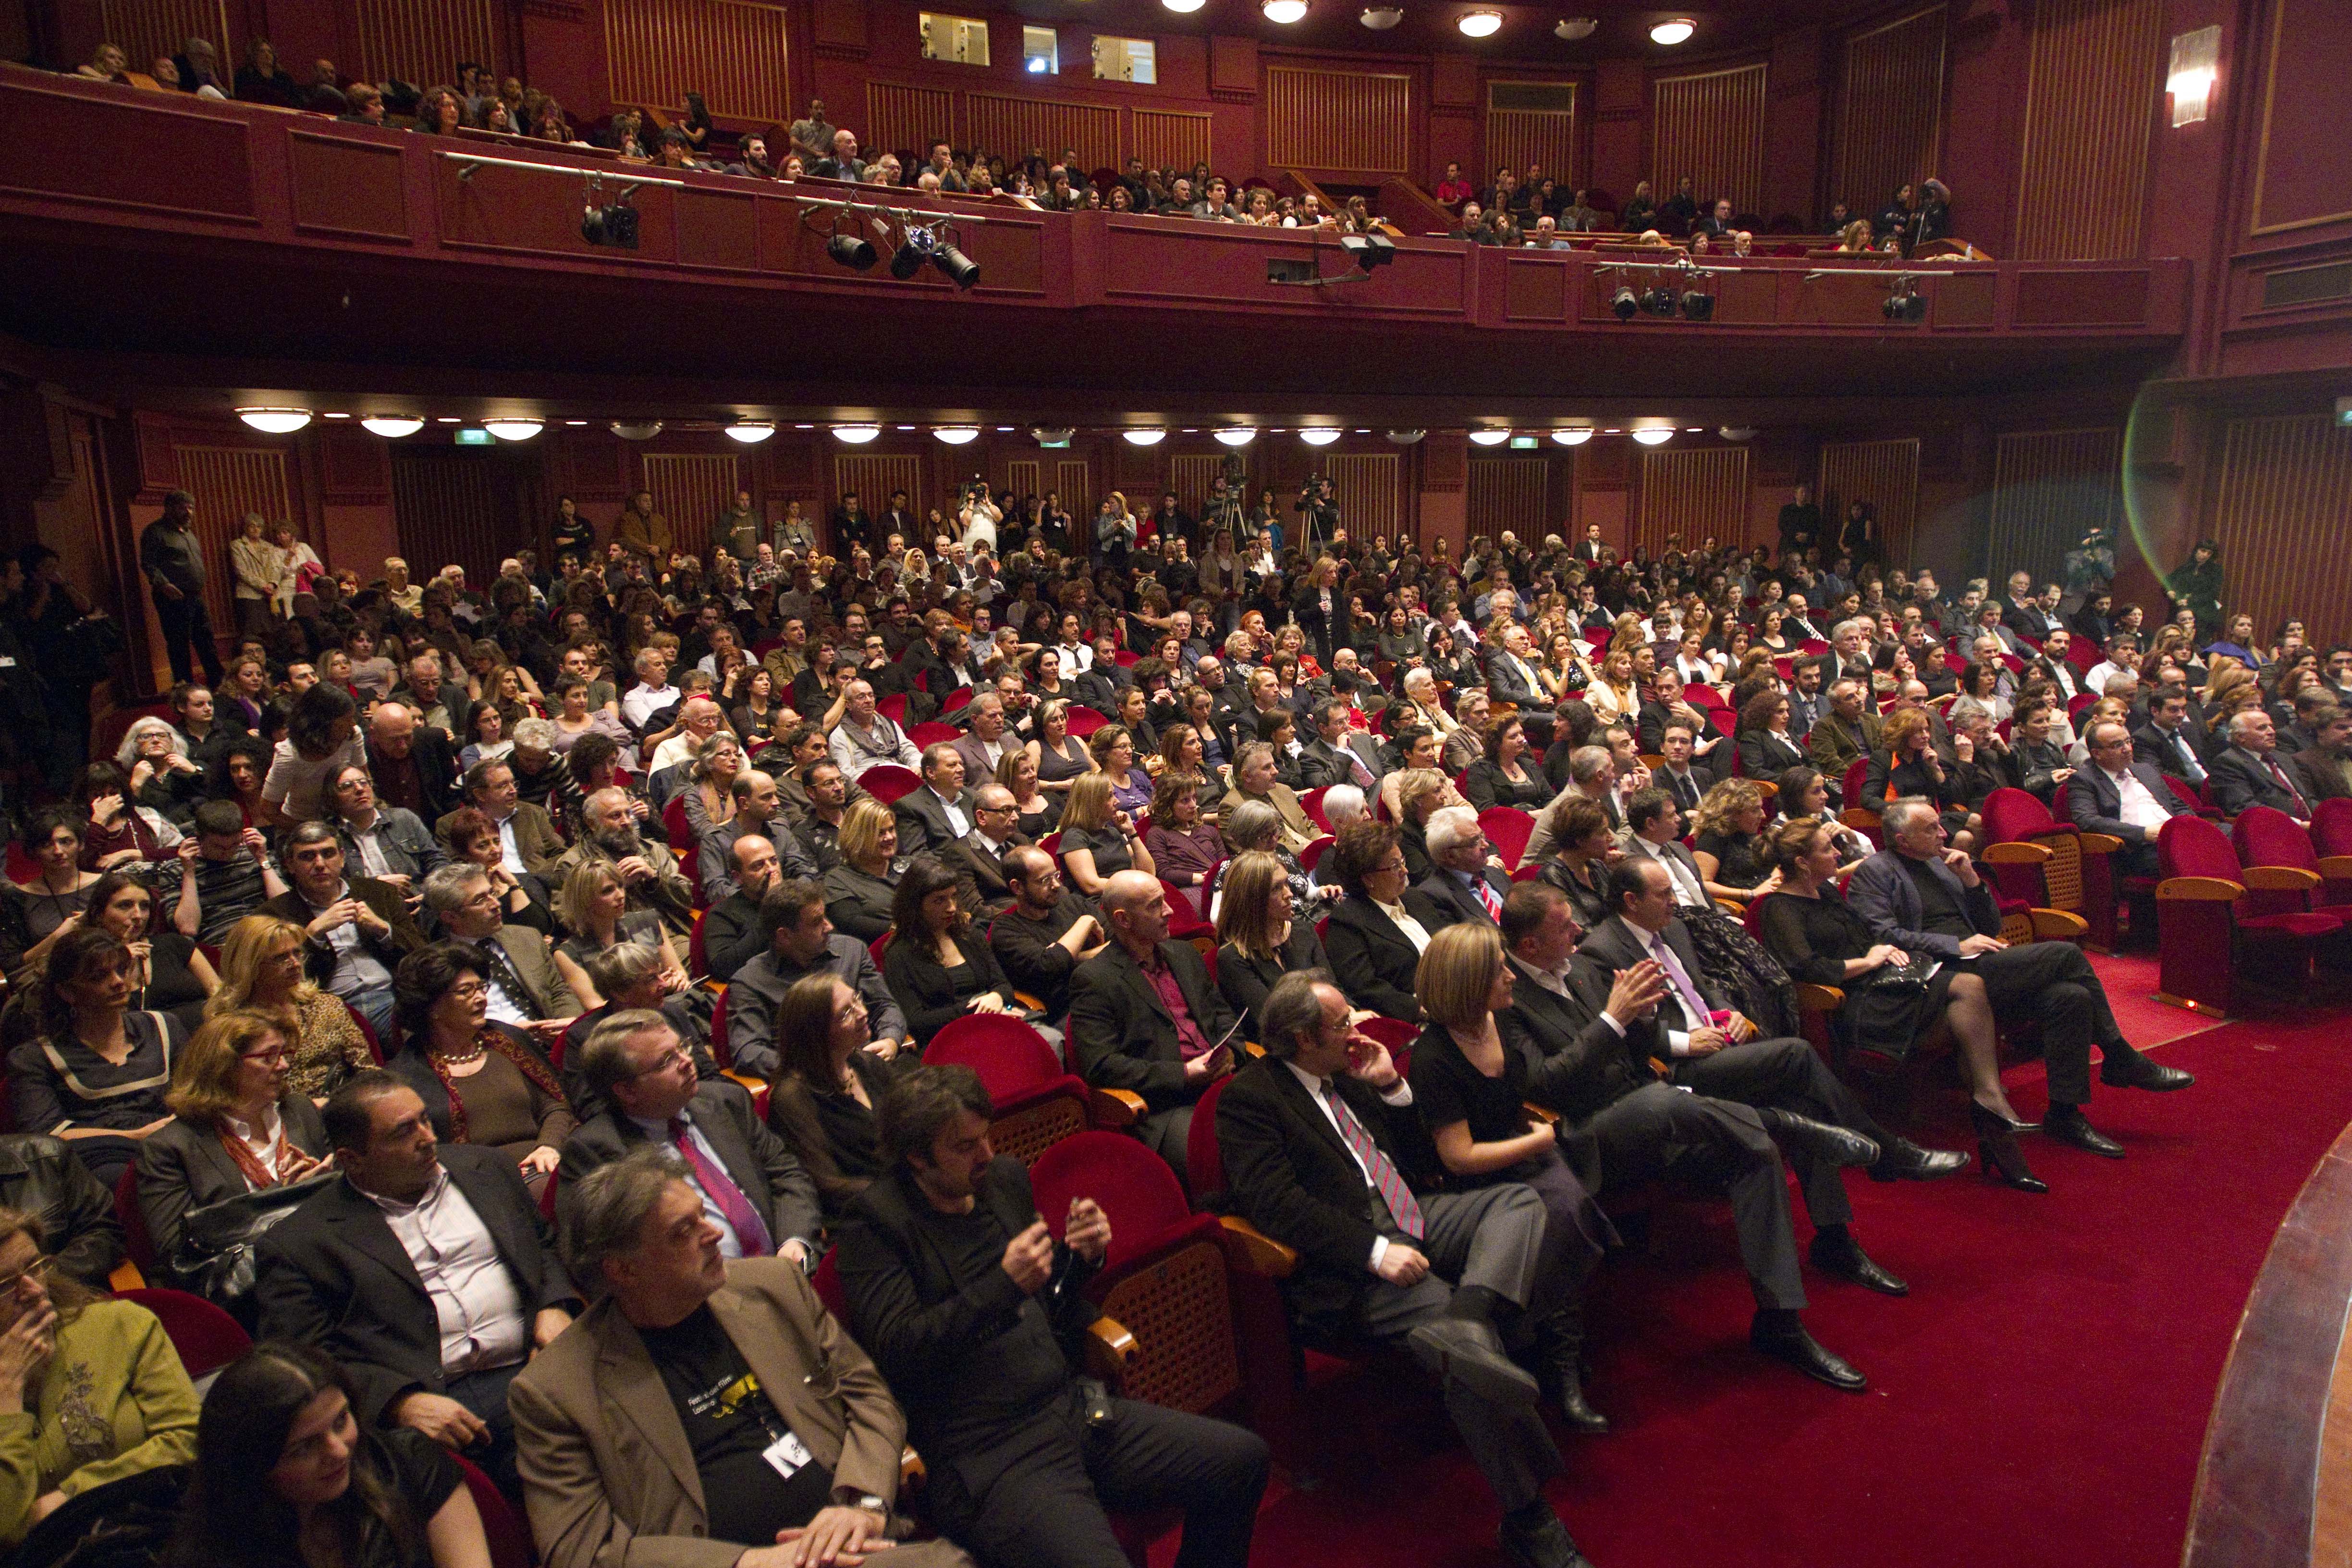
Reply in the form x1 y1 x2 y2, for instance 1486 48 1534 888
988 845 1108 1021
264 821 428 1033
1404 807 1512 930
559 1012 819 1271
942 785 1029 918
421 865 579 1037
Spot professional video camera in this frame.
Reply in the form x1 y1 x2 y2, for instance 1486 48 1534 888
1294 472 1339 550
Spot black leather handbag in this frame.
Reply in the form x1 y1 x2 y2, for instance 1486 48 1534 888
170 1171 337 1313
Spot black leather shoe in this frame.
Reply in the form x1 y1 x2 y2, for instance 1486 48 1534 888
2102 1055 2196 1091
1969 1105 2049 1192
2044 1105 2125 1158
1810 1235 1909 1296
1750 1317 1869 1392
1498 1510 1593 1568
1867 1137 1972 1182
1408 1318 1542 1407
1763 1111 1880 1169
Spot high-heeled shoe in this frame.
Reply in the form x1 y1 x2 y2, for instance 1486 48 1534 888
1969 1101 2040 1135
1970 1105 2048 1193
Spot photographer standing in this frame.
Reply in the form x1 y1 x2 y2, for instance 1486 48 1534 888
958 479 1001 553
1295 474 1339 555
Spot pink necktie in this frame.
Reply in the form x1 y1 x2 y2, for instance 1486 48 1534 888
1322 1086 1422 1239
1650 933 1711 1028
2267 757 2308 816
670 1117 773 1256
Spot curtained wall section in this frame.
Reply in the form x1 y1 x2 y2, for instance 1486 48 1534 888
1649 62 1767 216
387 445 532 592
2207 414 2352 646
1983 427 2122 590
1325 453 1401 542
2012 0 2165 260
1637 446 1750 557
98 0 227 79
1483 83 1578 193
1817 437 1919 567
1831 5 1945 220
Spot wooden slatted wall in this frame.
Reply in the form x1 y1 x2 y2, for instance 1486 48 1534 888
1326 454 1401 539
1168 455 1228 520
1637 446 1750 557
1265 66 1411 175
1004 459 1042 506
2209 414 2352 646
352 0 499 92
1132 110 1212 173
965 92 1121 172
1983 428 2122 588
1650 62 1767 216
2013 0 2165 260
1484 85 1578 192
1055 459 1093 523
174 445 294 638
832 456 923 534
1832 6 1946 217
605 0 789 125
643 453 740 564
1466 458 1551 540
388 448 511 592
1817 438 1920 567
866 82 957 161
98 0 230 81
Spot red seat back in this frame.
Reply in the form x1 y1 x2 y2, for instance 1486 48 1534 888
810 1246 849 1321
876 693 908 723
1354 1017 1419 1053
869 932 891 969
1066 706 1107 738
2317 797 2352 858
121 1287 252 1380
662 794 693 852
114 1167 156 1276
2234 805 2319 871
925 1017 1066 1102
708 986 732 1068
859 764 921 804
1298 834 1335 872
2158 814 2242 881
1029 1130 1193 1276
1162 879 1211 933
1187 1074 1233 1200
942 686 974 714
908 722 960 747
1478 806 1534 872
1981 786 2057 845
1841 757 1871 807
1299 787 1332 833
454 1452 536 1568
2162 774 2205 814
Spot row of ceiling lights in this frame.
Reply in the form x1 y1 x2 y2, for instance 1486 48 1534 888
1198 1 1695 43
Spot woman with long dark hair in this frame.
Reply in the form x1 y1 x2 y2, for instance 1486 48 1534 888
5 927 184 1186
166 1341 489 1568
763 974 891 1227
881 858 1018 1048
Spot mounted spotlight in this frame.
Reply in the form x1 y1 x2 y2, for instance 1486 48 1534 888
1650 17 1694 44
1469 429 1513 447
1680 289 1714 320
1123 428 1167 446
1361 5 1403 26
932 427 981 445
1640 285 1679 317
1263 0 1308 19
831 424 882 443
1555 15 1597 39
237 409 312 434
1386 429 1426 444
1215 428 1258 446
1630 428 1674 445
1883 281 1928 322
359 416 423 438
724 421 776 443
828 232 877 270
931 238 981 290
1611 286 1639 321
1458 10 1502 36
1337 233 1397 271
579 179 640 248
1550 429 1594 446
610 421 664 441
483 418 543 441
1299 429 1342 446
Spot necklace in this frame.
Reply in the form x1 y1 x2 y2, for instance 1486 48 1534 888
433 1039 486 1065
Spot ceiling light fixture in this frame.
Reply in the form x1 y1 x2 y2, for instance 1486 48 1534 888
237 409 312 434
1650 17 1694 44
1299 429 1342 446
1263 0 1308 22
1718 426 1758 441
1458 9 1502 36
1386 429 1426 444
1214 428 1258 446
832 424 882 443
482 418 543 441
932 427 981 445
1631 428 1674 445
1123 428 1168 445
359 416 424 438
1555 16 1597 39
610 421 663 440
1163 0 1205 11
1550 429 1594 446
724 421 776 443
1469 429 1513 446
1361 5 1403 26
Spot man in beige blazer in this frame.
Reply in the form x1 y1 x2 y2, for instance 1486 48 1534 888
510 1147 973 1568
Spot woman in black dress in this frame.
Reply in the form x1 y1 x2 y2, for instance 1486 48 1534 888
822 798 906 943
1690 779 1779 904
764 973 893 1226
1534 795 1616 929
882 858 1020 1049
1462 716 1552 812
1752 817 2041 1190
1212 851 1334 1034
5 927 184 1186
1860 707 1980 851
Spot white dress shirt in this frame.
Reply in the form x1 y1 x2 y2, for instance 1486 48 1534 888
629 1109 758 1258
1372 900 1433 952
1282 1058 1415 1271
2104 765 2171 834
621 682 680 729
365 1165 528 1376
926 786 971 838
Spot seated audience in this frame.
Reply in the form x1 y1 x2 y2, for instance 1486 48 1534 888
987 846 1109 1021
384 943 576 1197
206 913 377 1100
883 858 1024 1048
548 786 695 940
437 804 555 935
727 880 911 1081
765 974 895 1226
1690 779 1780 902
822 797 905 942
0 1134 123 1288
1056 772 1154 898
6 927 185 1187
263 821 427 1033
1207 798 1330 923
1 809 102 978
552 860 687 1008
1403 805 1513 930
1463 715 1550 811
325 764 441 894
1213 849 1337 1033
173 798 290 946
2065 720 2191 878
1534 794 1618 929
1321 819 1430 1022
1143 771 1222 894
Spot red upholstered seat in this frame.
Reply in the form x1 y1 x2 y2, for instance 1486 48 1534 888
1353 1017 1418 1053
2234 806 2352 921
1298 834 1335 872
2154 814 2343 1009
1300 787 1332 833
662 794 693 852
942 686 974 714
120 1287 251 1380
925 1012 1100 1164
2314 797 2352 858
1066 706 1108 738
455 1452 536 1568
1162 879 1213 935
1478 806 1534 872
859 764 921 804
114 1167 156 1277
877 693 908 723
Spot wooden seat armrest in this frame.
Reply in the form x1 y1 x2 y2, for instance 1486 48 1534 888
1794 982 1846 1013
1838 809 1882 832
107 1259 146 1293
1523 1101 1560 1125
2028 908 2089 941
699 976 727 993
1013 991 1048 1014
722 1070 767 1096
2314 856 2352 881
2077 833 2125 855
2242 864 2321 891
1242 1041 1266 1059
1085 1315 1140 1384
1216 1215 1299 1277
1089 1088 1146 1127
2156 876 2245 901
900 1446 925 1492
1714 896 1747 915
1984 842 2051 865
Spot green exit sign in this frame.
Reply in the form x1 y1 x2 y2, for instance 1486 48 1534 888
1509 435 1539 449
454 429 493 445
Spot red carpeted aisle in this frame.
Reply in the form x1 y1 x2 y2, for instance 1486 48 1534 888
1175 994 2352 1568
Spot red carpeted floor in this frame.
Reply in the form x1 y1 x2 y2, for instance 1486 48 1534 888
1157 970 2352 1568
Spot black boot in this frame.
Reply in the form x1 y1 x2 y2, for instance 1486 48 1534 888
1540 1306 1609 1434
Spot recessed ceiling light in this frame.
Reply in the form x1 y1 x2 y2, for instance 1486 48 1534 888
1163 0 1204 11
1458 10 1502 36
237 409 311 434
1263 0 1308 22
1215 428 1258 446
832 424 882 443
322 412 350 420
1361 5 1403 26
1123 428 1167 445
564 420 588 426
725 421 776 443
933 427 981 445
1469 429 1513 446
436 417 462 424
1299 429 1342 446
483 418 543 441
1550 429 1594 446
1650 16 1694 44
1718 427 1759 441
1555 15 1597 39
1033 427 1075 445
610 421 663 440
1387 429 1426 444
360 417 424 438
1631 428 1674 445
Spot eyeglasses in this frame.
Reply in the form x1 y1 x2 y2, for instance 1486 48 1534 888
0 1256 54 1296
241 1045 292 1065
447 980 489 1001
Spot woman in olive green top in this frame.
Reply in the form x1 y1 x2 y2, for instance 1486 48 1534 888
0 1203 200 1545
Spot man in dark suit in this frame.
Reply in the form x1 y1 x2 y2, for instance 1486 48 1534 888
2026 629 2083 705
1500 882 1906 1392
1484 624 1549 711
1639 671 1730 766
256 1071 579 1498
2210 710 2314 822
1653 723 1710 814
2067 721 2191 877
894 744 978 855
421 864 579 1030
2133 689 2211 787
942 784 1027 918
265 822 428 1033
369 700 462 827
1066 871 1240 1170
1404 806 1511 929
989 847 1109 1020
2290 703 2352 805
1848 798 2193 1158
2000 572 2056 641
1218 971 1596 1568
837 1066 1268 1568
700 833 780 983
558 1011 819 1263
1574 523 1607 564
1298 700 1382 793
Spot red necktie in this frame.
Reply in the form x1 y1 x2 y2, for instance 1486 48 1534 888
670 1117 773 1256
2266 756 2309 816
1321 1085 1422 1239
1476 877 1502 921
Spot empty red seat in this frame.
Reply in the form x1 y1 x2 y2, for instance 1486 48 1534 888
925 1011 1108 1163
859 764 921 804
1478 806 1534 872
2154 814 2343 1010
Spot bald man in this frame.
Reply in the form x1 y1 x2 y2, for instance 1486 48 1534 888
367 700 460 823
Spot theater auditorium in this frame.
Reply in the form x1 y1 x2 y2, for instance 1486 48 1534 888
0 0 2341 1564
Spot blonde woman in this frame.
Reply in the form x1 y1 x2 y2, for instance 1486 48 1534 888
1213 850 1341 1034
822 796 904 941
205 915 376 1101
1689 779 1779 903
552 859 686 1007
1057 772 1153 898
1586 645 1641 723
1393 766 1453 880
136 1010 328 1269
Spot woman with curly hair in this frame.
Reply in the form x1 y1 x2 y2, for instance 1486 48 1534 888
385 941 574 1196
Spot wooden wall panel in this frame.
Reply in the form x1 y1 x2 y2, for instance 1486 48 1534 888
1637 446 1750 557
644 453 740 564
1327 454 1401 539
2250 0 2352 235
1466 457 1550 539
98 0 229 80
1832 6 1944 217
174 445 293 637
1650 63 1767 216
605 0 790 125
1265 66 1411 175
2209 415 2352 646
832 455 922 538
388 448 515 592
1983 427 2122 588
353 0 499 92
2013 0 2164 260
1004 459 1041 504
1056 459 1094 522
1484 86 1578 192
1168 454 1227 520
1817 437 1920 568
1132 110 1212 174
866 83 956 160
965 93 1120 173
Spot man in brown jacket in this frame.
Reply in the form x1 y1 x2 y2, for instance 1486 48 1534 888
511 1147 972 1568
